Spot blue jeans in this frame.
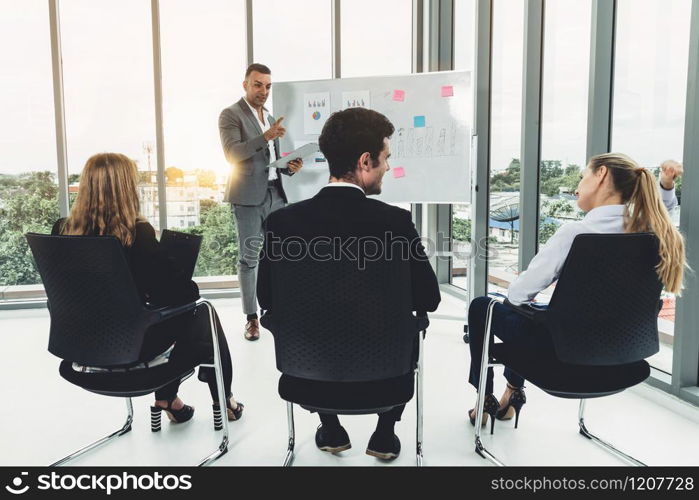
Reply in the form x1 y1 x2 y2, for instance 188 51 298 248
467 296 552 395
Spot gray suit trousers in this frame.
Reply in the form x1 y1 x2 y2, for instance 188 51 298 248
232 184 286 315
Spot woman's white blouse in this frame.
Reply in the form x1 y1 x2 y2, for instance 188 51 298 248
507 185 677 305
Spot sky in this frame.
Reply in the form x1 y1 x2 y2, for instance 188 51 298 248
0 0 692 179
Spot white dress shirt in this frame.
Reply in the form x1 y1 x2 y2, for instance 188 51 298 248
243 98 278 181
507 183 678 305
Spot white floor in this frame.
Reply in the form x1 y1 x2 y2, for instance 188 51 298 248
1 293 698 467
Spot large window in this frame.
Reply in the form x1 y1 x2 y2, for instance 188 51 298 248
537 0 591 267
59 0 159 225
0 1 58 286
612 0 692 374
454 0 476 72
341 0 412 78
253 0 332 82
487 0 524 294
451 0 476 290
160 0 247 277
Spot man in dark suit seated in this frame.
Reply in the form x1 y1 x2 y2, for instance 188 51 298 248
257 108 441 460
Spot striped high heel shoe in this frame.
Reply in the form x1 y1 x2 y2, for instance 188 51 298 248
212 398 244 430
150 399 195 432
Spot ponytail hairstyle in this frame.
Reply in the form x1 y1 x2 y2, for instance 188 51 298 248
588 153 686 294
61 153 145 247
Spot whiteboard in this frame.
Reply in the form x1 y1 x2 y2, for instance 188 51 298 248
272 71 471 203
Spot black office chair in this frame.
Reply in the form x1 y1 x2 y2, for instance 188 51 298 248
472 233 663 466
261 241 429 466
25 233 230 466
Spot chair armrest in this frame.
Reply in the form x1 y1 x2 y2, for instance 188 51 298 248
147 301 198 322
487 292 508 303
503 299 548 323
416 314 429 339
260 311 274 333
416 314 429 331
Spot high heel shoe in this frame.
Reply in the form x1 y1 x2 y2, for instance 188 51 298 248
212 398 244 430
468 394 500 435
495 384 527 428
150 399 195 432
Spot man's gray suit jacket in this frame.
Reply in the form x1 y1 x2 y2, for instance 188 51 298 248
219 97 294 206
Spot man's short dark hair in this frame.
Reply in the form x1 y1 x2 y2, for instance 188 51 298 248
245 63 271 78
319 108 395 180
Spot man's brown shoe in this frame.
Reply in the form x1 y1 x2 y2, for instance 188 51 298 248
244 319 260 341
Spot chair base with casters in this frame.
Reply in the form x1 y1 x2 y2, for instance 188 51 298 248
50 300 231 467
281 329 426 467
473 298 650 467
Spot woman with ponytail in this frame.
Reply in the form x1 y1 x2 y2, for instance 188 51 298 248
52 153 244 427
467 153 686 431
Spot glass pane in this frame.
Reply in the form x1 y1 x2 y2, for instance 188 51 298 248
612 0 692 374
537 0 591 297
451 0 476 290
487 0 524 295
59 0 159 226
341 0 412 78
454 0 476 72
0 1 58 287
253 0 332 82
160 0 246 277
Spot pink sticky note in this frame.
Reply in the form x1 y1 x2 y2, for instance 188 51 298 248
392 90 405 102
392 167 405 179
281 152 290 157
441 85 454 97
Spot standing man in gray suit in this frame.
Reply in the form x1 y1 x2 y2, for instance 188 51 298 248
219 63 303 341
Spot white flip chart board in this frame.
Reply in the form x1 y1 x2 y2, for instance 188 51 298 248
272 71 472 203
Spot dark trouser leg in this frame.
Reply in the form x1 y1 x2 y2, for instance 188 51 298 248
190 305 234 401
154 381 179 402
467 296 548 395
375 404 406 435
468 296 496 395
319 413 342 429
503 367 525 389
155 304 234 402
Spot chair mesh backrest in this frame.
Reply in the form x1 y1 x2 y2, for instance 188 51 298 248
269 241 417 382
26 233 153 366
545 233 662 365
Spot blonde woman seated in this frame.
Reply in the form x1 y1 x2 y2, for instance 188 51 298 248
52 153 244 425
467 155 685 430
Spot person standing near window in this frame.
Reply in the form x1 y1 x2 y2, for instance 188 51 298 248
219 63 303 341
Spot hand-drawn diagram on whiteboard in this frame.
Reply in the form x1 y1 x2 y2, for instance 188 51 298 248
341 90 371 109
393 122 458 160
303 92 330 135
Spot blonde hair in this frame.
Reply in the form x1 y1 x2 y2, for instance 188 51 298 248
61 153 144 247
588 153 686 294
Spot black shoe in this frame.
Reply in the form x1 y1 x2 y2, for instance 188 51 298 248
366 431 401 460
150 399 195 432
496 384 527 428
315 424 351 453
468 393 500 435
